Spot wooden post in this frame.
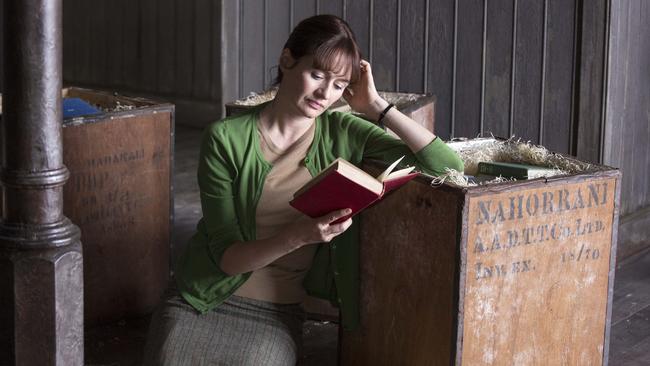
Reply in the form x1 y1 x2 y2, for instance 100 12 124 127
0 0 84 364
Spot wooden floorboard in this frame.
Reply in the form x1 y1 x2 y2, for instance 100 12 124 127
609 249 650 365
611 249 650 324
611 306 650 364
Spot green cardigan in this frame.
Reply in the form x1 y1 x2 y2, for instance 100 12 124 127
175 104 464 330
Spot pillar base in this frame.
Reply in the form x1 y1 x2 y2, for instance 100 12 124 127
0 240 83 365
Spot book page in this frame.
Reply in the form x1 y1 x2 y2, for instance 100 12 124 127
385 166 415 181
377 156 406 182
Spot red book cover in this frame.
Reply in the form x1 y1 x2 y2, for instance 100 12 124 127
290 161 418 224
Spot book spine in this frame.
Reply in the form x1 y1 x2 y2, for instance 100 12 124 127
478 163 527 179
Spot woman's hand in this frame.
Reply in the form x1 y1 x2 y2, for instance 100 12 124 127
343 60 389 120
220 208 353 275
344 60 437 152
283 208 354 248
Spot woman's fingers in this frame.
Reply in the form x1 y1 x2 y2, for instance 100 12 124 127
309 209 353 242
321 218 353 242
323 208 352 225
360 59 370 72
329 218 353 233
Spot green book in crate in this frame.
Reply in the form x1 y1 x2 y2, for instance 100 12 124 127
477 161 556 180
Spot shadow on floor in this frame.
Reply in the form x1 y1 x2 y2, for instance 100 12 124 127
85 316 338 366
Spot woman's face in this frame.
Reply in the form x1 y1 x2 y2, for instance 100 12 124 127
278 54 351 119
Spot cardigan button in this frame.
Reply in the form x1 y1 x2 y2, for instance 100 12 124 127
304 157 310 163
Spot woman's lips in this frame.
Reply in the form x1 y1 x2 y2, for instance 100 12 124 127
306 99 324 110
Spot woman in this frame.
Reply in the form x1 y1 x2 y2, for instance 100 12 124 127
144 14 463 366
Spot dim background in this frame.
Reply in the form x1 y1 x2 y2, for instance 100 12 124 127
0 0 647 258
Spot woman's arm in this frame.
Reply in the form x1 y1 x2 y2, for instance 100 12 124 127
343 60 435 152
220 209 352 275
199 124 354 277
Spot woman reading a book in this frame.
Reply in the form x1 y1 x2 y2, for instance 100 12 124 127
145 14 463 365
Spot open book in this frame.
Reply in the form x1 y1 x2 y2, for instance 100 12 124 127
290 156 418 224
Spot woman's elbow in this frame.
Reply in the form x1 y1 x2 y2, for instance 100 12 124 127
218 244 242 276
451 157 465 173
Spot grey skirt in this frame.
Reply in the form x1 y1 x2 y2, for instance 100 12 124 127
143 285 305 366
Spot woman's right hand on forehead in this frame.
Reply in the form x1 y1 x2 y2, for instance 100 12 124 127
343 60 389 121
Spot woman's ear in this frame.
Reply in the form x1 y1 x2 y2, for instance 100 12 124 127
279 48 296 71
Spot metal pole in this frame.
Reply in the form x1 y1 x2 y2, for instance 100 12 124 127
0 0 84 364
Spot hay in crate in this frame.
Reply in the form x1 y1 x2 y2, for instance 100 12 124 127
435 137 598 187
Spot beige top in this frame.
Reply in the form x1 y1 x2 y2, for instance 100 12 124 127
233 119 318 304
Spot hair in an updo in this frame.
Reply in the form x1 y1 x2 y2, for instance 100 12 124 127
274 15 362 85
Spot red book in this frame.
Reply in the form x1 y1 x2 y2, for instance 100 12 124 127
290 157 418 223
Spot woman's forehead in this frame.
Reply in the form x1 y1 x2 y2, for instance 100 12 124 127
307 54 353 79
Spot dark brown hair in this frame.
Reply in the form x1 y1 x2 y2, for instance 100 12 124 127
275 15 361 85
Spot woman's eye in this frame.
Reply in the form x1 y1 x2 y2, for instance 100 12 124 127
334 84 344 90
311 72 323 80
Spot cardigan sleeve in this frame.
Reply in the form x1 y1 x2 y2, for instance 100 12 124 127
197 124 246 270
340 113 464 176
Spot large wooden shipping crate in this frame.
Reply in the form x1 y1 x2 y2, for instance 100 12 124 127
60 88 174 325
340 141 621 365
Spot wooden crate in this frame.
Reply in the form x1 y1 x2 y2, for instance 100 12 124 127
60 87 174 325
340 142 621 365
225 90 436 136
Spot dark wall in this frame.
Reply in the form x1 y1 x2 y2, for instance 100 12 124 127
223 0 583 156
1 0 647 255
604 0 650 257
1 0 225 126
1 0 600 150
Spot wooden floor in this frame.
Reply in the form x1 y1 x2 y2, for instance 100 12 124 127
608 250 650 365
85 125 649 365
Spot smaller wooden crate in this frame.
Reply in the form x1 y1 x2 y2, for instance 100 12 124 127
60 87 174 325
341 138 621 366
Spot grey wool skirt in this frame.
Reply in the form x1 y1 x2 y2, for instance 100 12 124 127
143 285 305 366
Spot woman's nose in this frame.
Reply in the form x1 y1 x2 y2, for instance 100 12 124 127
315 84 331 99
